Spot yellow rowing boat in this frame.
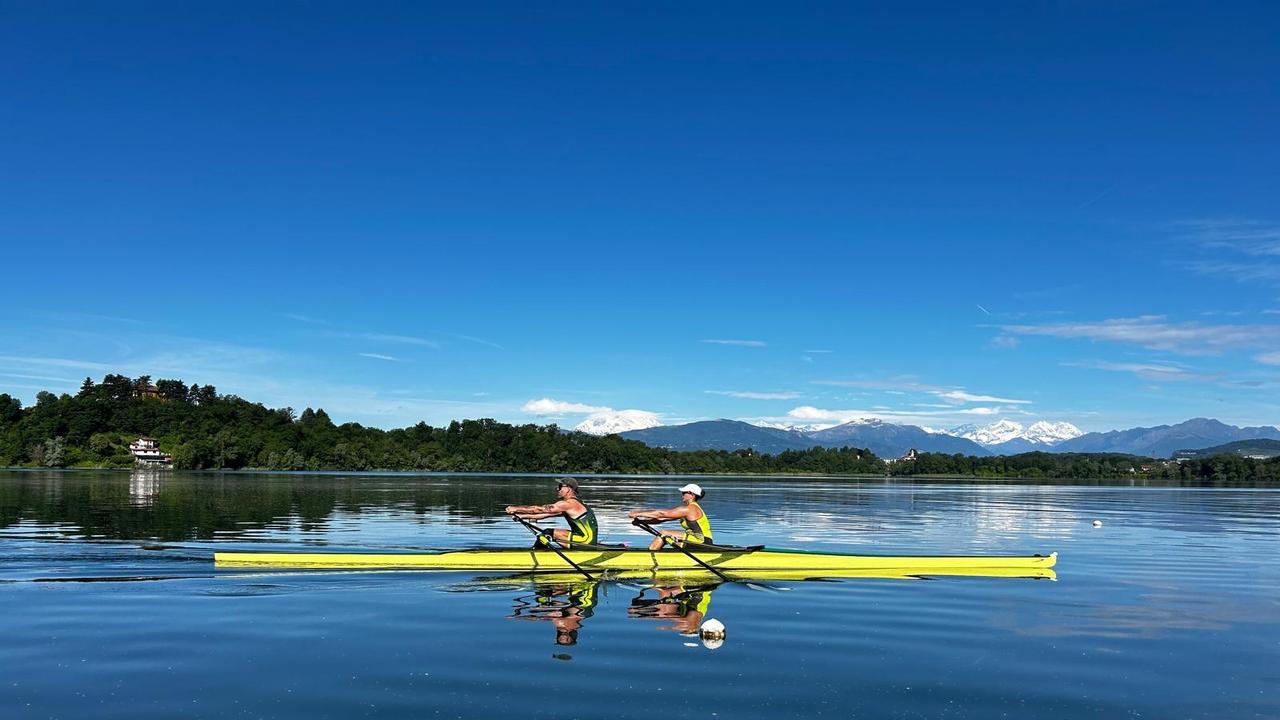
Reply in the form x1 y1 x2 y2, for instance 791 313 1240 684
214 547 1058 576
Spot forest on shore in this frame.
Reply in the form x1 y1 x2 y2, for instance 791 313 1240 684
1 374 1276 483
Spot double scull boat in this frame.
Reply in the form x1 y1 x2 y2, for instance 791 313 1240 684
214 546 1058 577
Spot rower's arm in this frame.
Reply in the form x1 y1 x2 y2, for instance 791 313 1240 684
629 506 690 522
506 500 570 517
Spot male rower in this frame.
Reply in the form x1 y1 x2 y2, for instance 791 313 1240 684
504 478 598 548
628 483 714 550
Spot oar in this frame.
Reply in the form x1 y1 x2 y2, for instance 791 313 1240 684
631 518 789 592
510 515 598 582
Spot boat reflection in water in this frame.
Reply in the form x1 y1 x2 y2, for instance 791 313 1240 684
507 580 600 646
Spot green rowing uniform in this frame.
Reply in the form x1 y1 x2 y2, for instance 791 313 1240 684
535 506 598 548
678 500 713 545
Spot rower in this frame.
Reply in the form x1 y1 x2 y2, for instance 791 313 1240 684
628 483 714 551
504 478 598 549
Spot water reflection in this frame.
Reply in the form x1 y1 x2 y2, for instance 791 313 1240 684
629 582 721 645
128 468 162 507
508 580 600 646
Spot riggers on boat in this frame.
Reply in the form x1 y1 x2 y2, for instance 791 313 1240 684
214 545 1058 577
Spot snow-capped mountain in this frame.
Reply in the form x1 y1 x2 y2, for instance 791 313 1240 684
574 410 662 435
1022 421 1084 444
752 420 837 433
950 420 1025 446
946 420 1083 450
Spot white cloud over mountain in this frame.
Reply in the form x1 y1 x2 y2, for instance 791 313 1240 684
522 398 611 415
521 397 661 435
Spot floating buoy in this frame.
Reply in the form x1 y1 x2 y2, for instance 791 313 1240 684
1092 520 1103 528
700 618 726 649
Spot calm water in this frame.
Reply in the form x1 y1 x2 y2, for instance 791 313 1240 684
2 470 1277 719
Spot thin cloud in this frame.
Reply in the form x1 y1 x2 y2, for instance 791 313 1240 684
358 353 402 362
935 390 1031 405
0 355 113 372
787 404 1006 424
1256 352 1280 365
705 390 801 400
988 335 1020 350
803 349 833 354
447 333 505 350
0 371 79 383
700 339 766 347
347 332 440 348
281 313 331 325
1001 315 1280 356
1176 219 1280 284
1063 360 1216 382
813 378 1029 405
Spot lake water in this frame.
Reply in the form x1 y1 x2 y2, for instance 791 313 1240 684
1 470 1277 719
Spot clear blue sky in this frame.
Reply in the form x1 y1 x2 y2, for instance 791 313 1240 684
2 2 1278 432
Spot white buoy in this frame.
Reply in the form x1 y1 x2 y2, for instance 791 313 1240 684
1092 520 1103 528
700 618 726 649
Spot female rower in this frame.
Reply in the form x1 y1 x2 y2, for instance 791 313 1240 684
628 483 714 550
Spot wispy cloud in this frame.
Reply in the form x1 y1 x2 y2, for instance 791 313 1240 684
358 353 402 362
281 313 331 325
1063 360 1217 382
348 332 440 348
1000 315 1280 356
700 339 766 347
1177 219 1280 284
988 335 1020 350
0 371 80 383
1256 352 1280 366
934 390 1031 405
1177 219 1280 256
705 390 801 400
787 405 1004 424
0 355 114 372
813 378 1030 405
447 333 505 350
803 349 833 354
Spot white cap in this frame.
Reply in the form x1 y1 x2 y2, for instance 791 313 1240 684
678 483 704 497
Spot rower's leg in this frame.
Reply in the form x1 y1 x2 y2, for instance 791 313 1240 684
551 528 571 546
649 530 681 551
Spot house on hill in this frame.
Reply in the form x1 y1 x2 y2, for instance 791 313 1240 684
129 437 172 467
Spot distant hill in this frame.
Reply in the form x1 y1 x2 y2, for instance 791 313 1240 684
1054 418 1280 458
619 420 815 454
621 418 988 457
805 419 990 457
1174 438 1280 460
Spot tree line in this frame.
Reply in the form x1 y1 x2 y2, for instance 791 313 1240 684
1 374 1277 483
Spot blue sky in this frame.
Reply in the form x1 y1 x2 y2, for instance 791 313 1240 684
2 2 1278 432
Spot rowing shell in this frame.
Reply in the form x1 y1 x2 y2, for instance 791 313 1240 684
214 547 1058 577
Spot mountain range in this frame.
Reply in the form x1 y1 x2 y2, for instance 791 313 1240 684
620 419 989 458
614 417 1280 459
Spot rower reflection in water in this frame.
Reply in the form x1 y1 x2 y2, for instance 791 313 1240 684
504 478 598 548
628 582 719 637
508 581 600 646
628 483 714 550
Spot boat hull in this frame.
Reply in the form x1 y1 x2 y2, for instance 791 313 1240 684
214 548 1057 575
